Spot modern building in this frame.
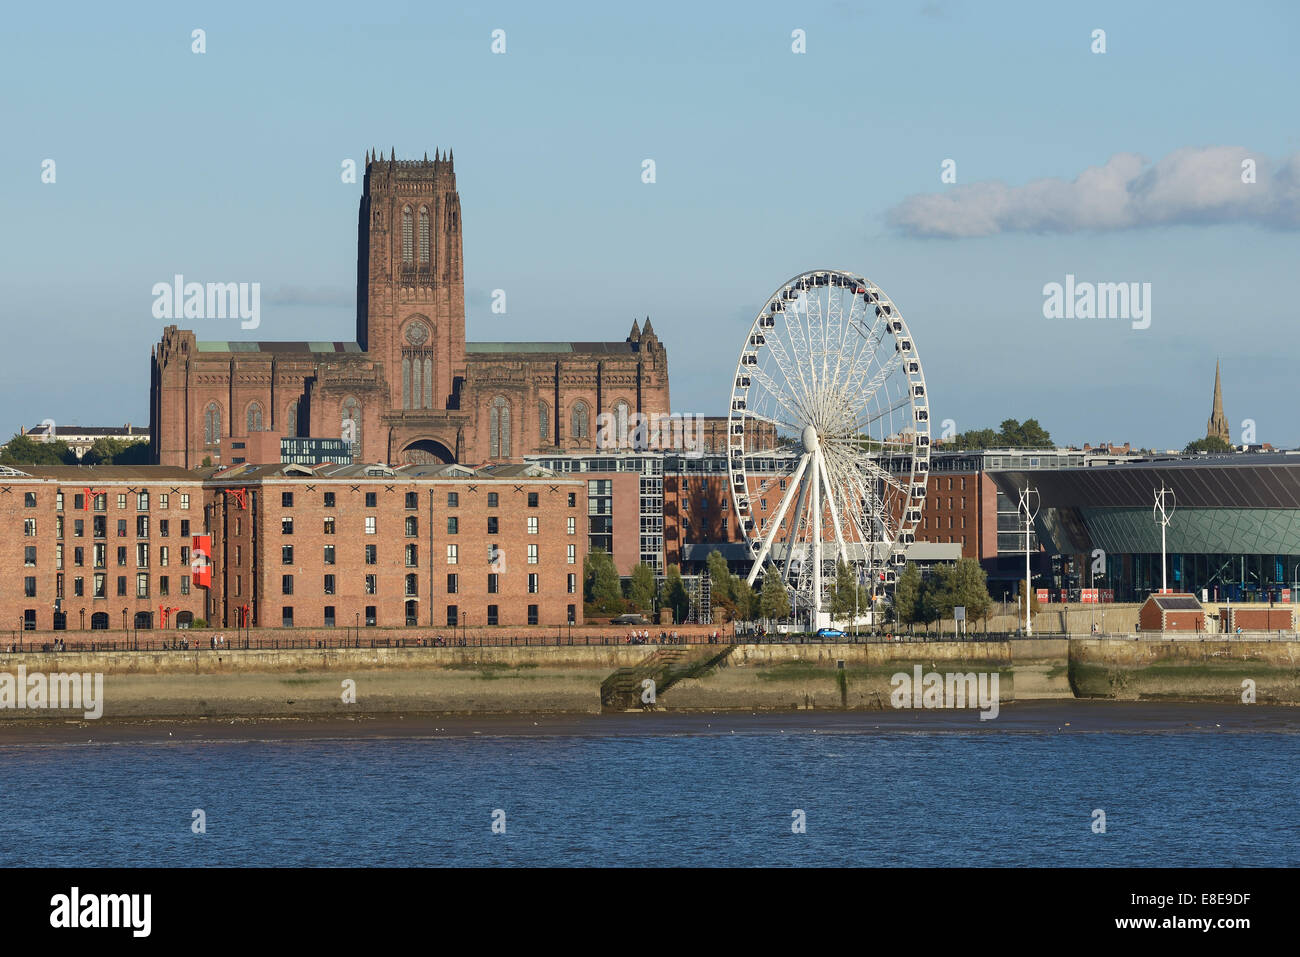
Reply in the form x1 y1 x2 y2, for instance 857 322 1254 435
15 423 150 460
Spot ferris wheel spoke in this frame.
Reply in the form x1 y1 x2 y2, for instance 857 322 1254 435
747 361 812 427
763 324 818 422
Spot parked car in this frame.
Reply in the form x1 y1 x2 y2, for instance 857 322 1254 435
815 627 848 639
611 614 648 625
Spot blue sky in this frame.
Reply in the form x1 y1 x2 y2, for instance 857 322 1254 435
2 0 1297 449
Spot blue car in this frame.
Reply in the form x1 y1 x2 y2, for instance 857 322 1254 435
815 627 848 639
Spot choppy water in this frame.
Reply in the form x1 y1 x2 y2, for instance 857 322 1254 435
1 720 1296 867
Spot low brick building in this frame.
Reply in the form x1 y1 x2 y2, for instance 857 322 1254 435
1138 593 1206 632
1218 605 1296 633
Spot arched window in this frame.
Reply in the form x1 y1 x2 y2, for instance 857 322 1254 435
418 206 430 263
489 396 511 459
402 206 413 264
614 400 631 447
286 402 298 438
571 401 589 441
538 402 550 442
246 402 264 433
203 403 221 446
341 397 362 457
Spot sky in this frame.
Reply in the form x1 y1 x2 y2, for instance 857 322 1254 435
1 0 1297 450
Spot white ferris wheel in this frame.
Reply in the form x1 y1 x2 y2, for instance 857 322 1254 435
727 269 931 627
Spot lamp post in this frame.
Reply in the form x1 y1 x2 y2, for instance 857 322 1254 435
1018 484 1040 636
1153 484 1176 594
79 608 85 630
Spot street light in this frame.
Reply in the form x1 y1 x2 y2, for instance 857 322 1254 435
1018 484 1040 636
1153 484 1176 594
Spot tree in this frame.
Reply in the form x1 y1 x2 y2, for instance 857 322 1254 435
664 564 690 624
627 563 657 612
925 558 992 633
730 575 757 621
759 565 791 622
705 550 734 617
0 433 77 465
1185 436 1233 453
828 559 863 624
892 562 923 632
82 437 151 465
947 419 1054 450
584 548 623 612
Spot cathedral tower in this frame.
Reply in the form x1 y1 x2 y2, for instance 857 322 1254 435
1206 359 1230 444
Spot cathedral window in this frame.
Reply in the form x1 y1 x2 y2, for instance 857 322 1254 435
203 403 221 446
489 396 511 459
614 400 631 446
246 402 264 433
286 402 298 438
418 206 430 264
402 206 413 265
571 401 590 441
342 397 362 456
538 402 550 442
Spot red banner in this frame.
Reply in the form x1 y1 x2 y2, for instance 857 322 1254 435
1035 588 1049 603
191 535 212 588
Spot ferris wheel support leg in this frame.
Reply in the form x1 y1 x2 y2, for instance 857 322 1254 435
783 463 814 590
746 454 810 587
811 451 823 626
818 451 850 566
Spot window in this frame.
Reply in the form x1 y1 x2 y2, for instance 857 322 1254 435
282 545 294 565
487 517 498 534
74 547 84 567
282 575 294 595
282 517 294 535
567 573 577 594
571 401 589 440
56 516 64 539
159 576 169 596
528 544 538 564
203 404 221 446
527 605 539 626
323 574 336 595
447 516 458 535
180 545 189 564
324 606 335 627
137 516 149 537
117 576 126 596
282 492 294 508
93 574 106 598
56 491 64 510
567 604 576 624
73 519 84 538
402 205 413 263
24 519 37 536
136 543 149 567
282 607 294 628
180 575 190 595
365 545 377 565
158 519 169 537
446 606 458 627
341 398 362 456
324 491 335 508
405 544 418 567
136 573 149 598
447 492 459 508
568 492 576 508
527 492 539 508
180 493 190 510
365 491 377 508
324 517 336 535
74 577 84 597
246 402 264 432
56 544 63 569
446 573 458 594
24 492 36 507
157 546 167 567
160 493 169 509
24 546 36 566
136 491 149 511
398 516 416 538
365 606 376 627
365 575 377 595
117 546 127 566
487 605 499 626
365 517 376 535
446 544 458 565
527 516 538 535
488 573 498 594
489 396 511 458
407 574 420 597
24 577 36 597
488 492 498 508
567 544 576 565
115 493 126 510
323 544 335 565
528 573 538 594
538 402 549 442
568 517 576 535
235 545 242 566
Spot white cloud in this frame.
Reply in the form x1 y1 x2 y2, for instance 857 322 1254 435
888 147 1300 237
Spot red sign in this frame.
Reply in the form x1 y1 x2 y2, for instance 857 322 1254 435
191 535 212 588
1284 589 1292 602
1081 589 1098 604
1035 588 1049 603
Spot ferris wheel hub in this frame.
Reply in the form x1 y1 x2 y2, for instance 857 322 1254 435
800 424 820 453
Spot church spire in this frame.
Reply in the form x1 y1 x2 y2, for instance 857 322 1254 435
1206 359 1230 443
628 318 641 341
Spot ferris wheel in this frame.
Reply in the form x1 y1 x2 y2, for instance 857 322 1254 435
727 269 930 627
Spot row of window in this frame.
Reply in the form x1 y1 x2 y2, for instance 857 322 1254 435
286 572 579 596
33 573 192 599
276 490 579 509
25 491 192 511
270 543 578 566
278 604 576 628
24 517 193 539
27 543 195 569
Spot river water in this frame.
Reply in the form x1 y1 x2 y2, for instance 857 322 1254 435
1 704 1296 867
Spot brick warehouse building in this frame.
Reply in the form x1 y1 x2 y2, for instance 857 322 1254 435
150 149 671 469
0 462 586 633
